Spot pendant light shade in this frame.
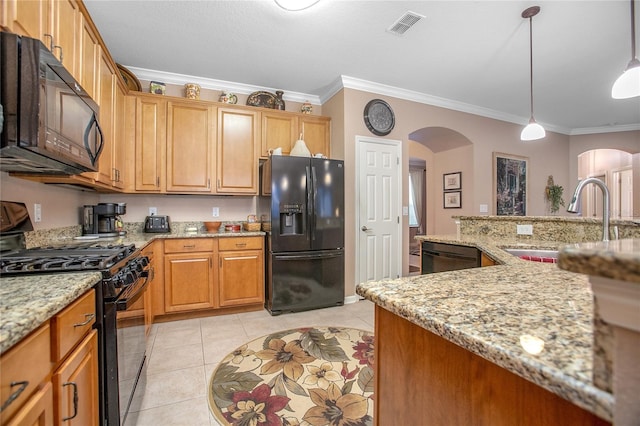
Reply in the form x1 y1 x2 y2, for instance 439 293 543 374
275 0 320 11
521 6 545 141
521 118 546 141
612 0 640 99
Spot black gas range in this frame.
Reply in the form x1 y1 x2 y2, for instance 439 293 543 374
0 241 150 426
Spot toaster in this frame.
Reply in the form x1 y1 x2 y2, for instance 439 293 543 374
144 215 171 233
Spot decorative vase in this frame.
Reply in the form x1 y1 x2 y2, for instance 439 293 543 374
301 101 312 114
290 135 311 157
184 83 200 100
275 90 285 110
219 91 238 104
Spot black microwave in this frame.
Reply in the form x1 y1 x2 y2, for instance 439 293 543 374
0 32 103 174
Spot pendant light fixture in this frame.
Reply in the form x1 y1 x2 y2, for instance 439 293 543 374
520 6 546 141
612 0 640 99
275 0 320 11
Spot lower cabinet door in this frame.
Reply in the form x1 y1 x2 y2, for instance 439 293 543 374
5 382 54 426
53 330 99 426
218 250 264 307
164 253 215 312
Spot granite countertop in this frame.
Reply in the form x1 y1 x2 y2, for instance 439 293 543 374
558 239 640 283
0 272 102 354
357 234 616 422
0 230 264 355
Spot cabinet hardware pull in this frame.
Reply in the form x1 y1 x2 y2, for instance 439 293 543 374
43 33 54 50
208 178 211 189
73 313 95 327
236 243 247 248
1 381 29 412
52 45 63 63
217 179 220 188
156 176 160 187
62 382 79 421
183 244 196 249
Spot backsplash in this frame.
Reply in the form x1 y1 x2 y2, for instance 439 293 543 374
457 216 640 243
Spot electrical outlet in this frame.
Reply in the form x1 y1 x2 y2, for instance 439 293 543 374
479 204 488 213
516 224 533 235
212 207 220 217
149 207 157 216
34 203 41 222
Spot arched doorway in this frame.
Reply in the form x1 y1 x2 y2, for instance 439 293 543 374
407 127 474 274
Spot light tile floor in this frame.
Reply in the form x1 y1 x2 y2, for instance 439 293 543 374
128 300 375 426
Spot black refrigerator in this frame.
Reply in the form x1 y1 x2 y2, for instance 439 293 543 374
259 155 345 315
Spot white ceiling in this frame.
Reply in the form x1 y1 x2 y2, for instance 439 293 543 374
84 0 640 135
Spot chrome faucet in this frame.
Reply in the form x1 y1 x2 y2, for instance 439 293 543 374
567 177 610 242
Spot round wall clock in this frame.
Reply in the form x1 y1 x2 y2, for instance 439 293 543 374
363 99 395 136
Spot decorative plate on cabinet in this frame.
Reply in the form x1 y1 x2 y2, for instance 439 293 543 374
363 99 395 136
246 91 277 109
116 64 141 91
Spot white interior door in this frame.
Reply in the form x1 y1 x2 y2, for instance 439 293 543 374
356 136 401 283
613 168 633 218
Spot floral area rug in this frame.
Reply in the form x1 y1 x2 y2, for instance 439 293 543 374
208 326 375 426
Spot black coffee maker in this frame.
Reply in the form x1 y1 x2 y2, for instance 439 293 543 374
82 203 126 236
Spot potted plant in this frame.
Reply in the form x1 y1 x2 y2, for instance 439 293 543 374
544 175 565 214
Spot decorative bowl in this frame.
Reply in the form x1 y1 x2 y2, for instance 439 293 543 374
204 221 222 232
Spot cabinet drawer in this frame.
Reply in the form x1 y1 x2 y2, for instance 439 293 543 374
52 290 96 362
164 238 215 253
0 324 52 424
218 237 263 251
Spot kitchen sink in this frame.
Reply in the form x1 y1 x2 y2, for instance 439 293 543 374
503 248 559 261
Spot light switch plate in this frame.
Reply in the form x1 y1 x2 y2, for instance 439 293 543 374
212 207 220 217
149 207 157 216
517 224 533 235
479 204 488 213
34 204 41 222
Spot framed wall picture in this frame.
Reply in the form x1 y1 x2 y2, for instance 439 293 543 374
443 191 462 209
443 172 461 191
493 152 528 216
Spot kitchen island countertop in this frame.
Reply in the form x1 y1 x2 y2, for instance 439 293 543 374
357 235 619 422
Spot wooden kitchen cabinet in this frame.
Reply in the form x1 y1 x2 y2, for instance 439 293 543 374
0 324 53 425
90 49 116 186
51 0 80 77
1 0 51 44
261 111 299 157
4 382 54 426
123 241 156 335
218 237 265 307
164 238 217 313
260 111 331 158
52 330 99 426
78 13 99 100
166 100 216 193
135 95 167 192
216 107 260 194
299 115 330 157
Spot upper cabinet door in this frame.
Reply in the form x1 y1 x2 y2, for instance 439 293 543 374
91 51 115 186
52 0 80 77
78 13 99 100
261 111 298 157
135 96 167 192
216 107 259 194
166 100 216 193
299 115 331 158
2 0 50 43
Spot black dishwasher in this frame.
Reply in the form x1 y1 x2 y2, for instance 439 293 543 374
421 242 481 274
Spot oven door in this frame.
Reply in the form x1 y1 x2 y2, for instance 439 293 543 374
110 275 149 425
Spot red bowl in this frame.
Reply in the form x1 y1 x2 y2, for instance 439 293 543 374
225 224 241 232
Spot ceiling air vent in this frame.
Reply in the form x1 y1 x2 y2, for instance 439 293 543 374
387 11 425 36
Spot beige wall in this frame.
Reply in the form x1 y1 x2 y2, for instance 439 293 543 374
0 172 99 228
331 87 574 298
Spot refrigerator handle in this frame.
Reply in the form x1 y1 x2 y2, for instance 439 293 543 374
274 252 343 260
306 165 313 242
311 165 318 240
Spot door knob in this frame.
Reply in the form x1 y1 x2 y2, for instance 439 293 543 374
361 226 370 231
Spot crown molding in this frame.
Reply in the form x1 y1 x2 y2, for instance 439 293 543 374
123 68 637 135
125 66 322 105
337 75 571 135
569 123 640 136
